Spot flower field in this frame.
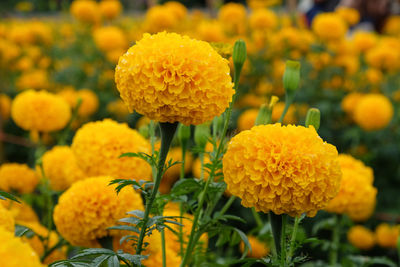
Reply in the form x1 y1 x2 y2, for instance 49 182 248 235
1 0 400 266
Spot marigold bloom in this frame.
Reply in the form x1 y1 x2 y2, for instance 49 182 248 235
223 124 342 217
271 102 296 124
196 21 225 43
375 223 399 248
326 155 376 221
58 88 99 118
383 16 400 35
1 200 39 223
353 94 393 131
39 146 86 191
240 236 269 258
11 90 71 133
335 7 360 26
249 9 277 31
72 119 152 180
366 44 400 71
145 6 178 33
93 26 127 53
218 3 247 34
54 176 144 247
352 31 377 53
70 0 100 24
99 0 122 20
115 32 234 125
16 69 49 91
341 92 364 118
0 204 14 232
0 226 44 267
237 109 258 131
347 225 375 250
312 13 347 41
164 1 187 20
106 99 129 119
0 163 39 194
0 93 11 121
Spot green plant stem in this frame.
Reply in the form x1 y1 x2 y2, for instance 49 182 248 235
98 236 113 250
286 216 300 263
178 143 187 257
280 215 287 267
136 122 178 255
269 213 282 259
161 228 167 267
278 92 295 124
251 208 263 229
329 215 341 266
219 195 236 216
199 152 205 180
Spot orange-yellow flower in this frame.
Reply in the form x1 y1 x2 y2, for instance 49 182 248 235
347 225 375 250
99 0 122 20
312 13 347 41
240 236 269 258
375 223 399 248
0 163 39 194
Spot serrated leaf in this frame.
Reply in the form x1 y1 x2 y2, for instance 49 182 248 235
108 225 140 233
71 248 115 259
91 255 110 267
15 224 35 238
126 210 145 218
0 191 20 203
107 255 120 267
233 228 251 259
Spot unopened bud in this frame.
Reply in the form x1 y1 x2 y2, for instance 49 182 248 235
283 60 301 93
232 39 247 78
194 123 210 150
177 124 191 146
305 108 321 131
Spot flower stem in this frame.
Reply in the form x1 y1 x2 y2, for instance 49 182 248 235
161 228 167 267
219 195 236 216
136 122 178 255
251 207 263 229
278 92 295 124
280 214 287 267
329 214 341 266
178 143 187 257
286 216 300 263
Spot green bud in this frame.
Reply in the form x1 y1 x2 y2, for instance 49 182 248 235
282 60 301 93
177 124 191 146
255 104 270 126
194 123 210 149
305 108 321 131
232 39 247 78
138 125 149 139
212 115 224 136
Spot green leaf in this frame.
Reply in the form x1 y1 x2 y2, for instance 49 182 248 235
0 191 20 203
15 224 35 238
107 255 119 267
233 228 251 259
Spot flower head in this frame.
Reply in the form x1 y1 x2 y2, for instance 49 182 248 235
0 226 45 267
53 176 143 247
347 225 375 250
93 26 127 53
72 119 152 180
0 204 14 232
11 90 71 133
58 88 99 118
312 13 347 41
223 124 342 217
99 0 122 20
375 223 399 248
353 94 393 131
237 109 258 131
1 200 39 223
249 9 277 31
0 93 11 121
70 0 100 24
325 154 376 221
115 32 234 125
0 163 39 194
240 236 269 258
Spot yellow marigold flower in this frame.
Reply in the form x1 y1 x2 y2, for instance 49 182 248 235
354 94 393 131
240 236 269 258
335 7 360 26
341 92 364 118
93 26 127 53
159 147 193 194
352 31 377 53
2 200 39 223
365 68 383 84
11 90 71 133
70 0 100 24
99 0 122 20
0 93 11 121
16 69 49 91
19 221 66 264
0 163 39 194
375 223 399 248
347 225 375 250
249 9 277 31
164 1 187 20
196 21 225 43
106 99 129 119
271 102 296 124
115 32 234 125
326 154 376 221
237 109 258 132
0 226 45 267
0 39 21 63
58 88 99 118
383 16 400 35
54 176 143 247
71 119 152 180
39 146 86 191
218 3 247 34
106 48 125 64
236 94 266 109
312 13 347 41
366 44 400 71
223 124 342 217
145 6 178 33
0 204 15 232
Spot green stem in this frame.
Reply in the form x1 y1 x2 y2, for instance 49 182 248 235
161 228 167 267
280 215 287 267
329 215 341 266
178 143 187 257
98 236 113 250
199 152 205 180
251 208 263 229
286 216 300 263
219 195 236 216
136 122 178 255
269 213 282 257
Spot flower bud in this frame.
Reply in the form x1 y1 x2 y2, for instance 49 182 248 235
232 39 247 77
305 108 321 131
255 96 279 126
138 125 149 139
282 60 301 93
177 123 191 146
194 123 210 150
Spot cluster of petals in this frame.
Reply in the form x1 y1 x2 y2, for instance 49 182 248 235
0 163 39 194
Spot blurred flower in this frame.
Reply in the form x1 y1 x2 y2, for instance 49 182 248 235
0 226 44 267
335 7 360 26
1 200 39 223
223 124 342 217
347 225 375 250
197 21 225 42
71 119 152 180
106 99 130 119
312 13 347 41
99 0 122 20
145 5 178 33
352 31 377 53
0 93 11 121
53 176 143 247
365 68 383 84
271 102 296 124
375 223 399 248
0 204 14 232
11 90 71 133
326 154 376 221
16 69 49 91
383 16 400 35
164 1 187 20
70 0 100 24
237 109 258 131
366 43 400 71
58 88 99 118
93 26 127 53
240 236 269 258
354 94 393 131
341 92 364 119
115 32 234 125
0 163 39 194
218 3 247 35
249 9 277 31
